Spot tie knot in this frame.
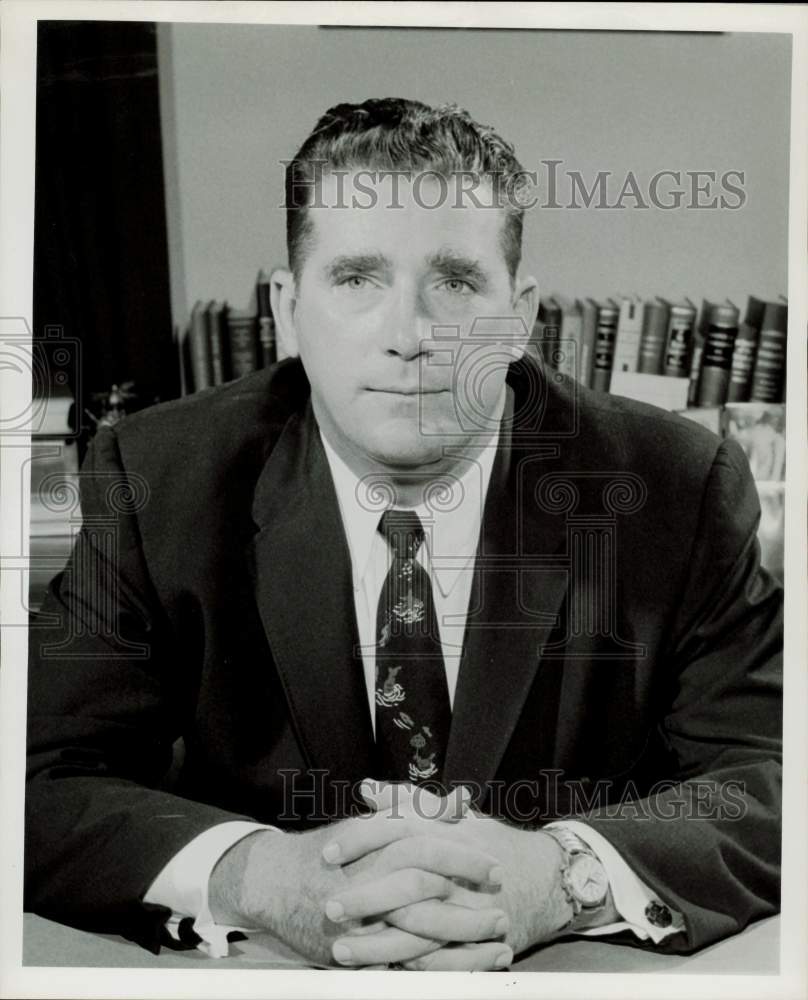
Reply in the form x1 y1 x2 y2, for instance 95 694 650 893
378 509 424 559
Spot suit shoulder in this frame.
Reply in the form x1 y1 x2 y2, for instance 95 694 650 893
569 379 723 476
111 359 309 468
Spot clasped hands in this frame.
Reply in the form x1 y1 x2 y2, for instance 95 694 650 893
324 780 514 970
209 778 571 970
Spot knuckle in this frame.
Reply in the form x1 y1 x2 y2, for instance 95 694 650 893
411 868 433 898
414 836 441 870
382 837 406 867
405 951 436 972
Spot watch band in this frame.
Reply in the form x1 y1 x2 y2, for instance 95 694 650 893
543 827 609 930
544 826 594 862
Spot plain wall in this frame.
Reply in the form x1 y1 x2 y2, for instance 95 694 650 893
157 25 792 327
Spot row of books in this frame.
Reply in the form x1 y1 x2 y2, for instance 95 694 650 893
181 270 277 393
180 271 787 414
533 294 788 408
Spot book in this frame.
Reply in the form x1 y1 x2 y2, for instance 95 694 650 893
612 295 644 375
696 300 739 407
687 298 715 405
662 299 697 379
750 301 787 402
188 299 213 393
227 306 259 378
724 402 785 481
637 298 669 375
578 297 598 388
207 300 230 386
727 295 765 403
256 270 277 368
553 295 583 382
536 296 562 369
591 299 619 393
175 323 190 397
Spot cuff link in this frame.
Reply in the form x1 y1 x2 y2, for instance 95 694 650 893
645 899 673 928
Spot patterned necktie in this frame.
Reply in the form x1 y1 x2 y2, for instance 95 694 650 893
374 509 452 788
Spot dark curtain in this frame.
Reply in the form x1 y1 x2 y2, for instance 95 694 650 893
33 21 178 417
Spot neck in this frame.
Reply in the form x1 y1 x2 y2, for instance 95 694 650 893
314 392 507 509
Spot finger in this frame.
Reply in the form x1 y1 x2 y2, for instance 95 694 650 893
323 811 494 867
345 919 387 937
360 779 471 823
386 899 509 942
326 868 450 922
403 941 514 972
322 812 420 864
442 785 473 822
331 926 443 967
384 835 503 885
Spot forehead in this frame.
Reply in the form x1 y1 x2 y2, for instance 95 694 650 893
304 170 510 270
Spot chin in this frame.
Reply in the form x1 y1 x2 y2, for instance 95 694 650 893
365 423 448 470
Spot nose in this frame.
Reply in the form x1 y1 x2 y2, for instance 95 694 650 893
383 283 431 360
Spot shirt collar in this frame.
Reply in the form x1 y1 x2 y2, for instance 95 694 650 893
320 389 505 596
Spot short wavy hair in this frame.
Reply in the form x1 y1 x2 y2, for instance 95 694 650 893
285 97 528 282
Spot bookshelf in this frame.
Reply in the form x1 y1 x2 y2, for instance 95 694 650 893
178 279 786 585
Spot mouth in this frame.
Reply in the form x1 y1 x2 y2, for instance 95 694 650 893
367 388 449 397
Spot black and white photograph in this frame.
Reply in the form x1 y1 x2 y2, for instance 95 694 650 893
0 3 806 998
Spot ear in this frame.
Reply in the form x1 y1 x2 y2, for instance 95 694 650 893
270 267 299 359
510 274 539 361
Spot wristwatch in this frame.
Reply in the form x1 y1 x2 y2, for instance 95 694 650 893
542 827 610 929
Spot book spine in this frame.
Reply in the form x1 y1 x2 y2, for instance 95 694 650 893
696 303 739 406
228 315 259 378
662 305 696 379
686 330 704 406
207 301 228 385
189 300 212 392
637 300 669 375
579 299 597 388
726 322 759 402
558 306 582 381
256 271 277 367
537 298 562 369
612 297 644 375
258 317 276 368
591 302 619 393
750 303 787 402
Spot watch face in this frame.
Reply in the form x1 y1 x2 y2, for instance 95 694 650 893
569 855 609 906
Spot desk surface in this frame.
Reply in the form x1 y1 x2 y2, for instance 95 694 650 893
22 912 779 974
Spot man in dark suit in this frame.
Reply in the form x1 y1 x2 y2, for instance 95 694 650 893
25 98 782 971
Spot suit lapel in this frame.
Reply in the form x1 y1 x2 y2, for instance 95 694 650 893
443 367 571 802
247 359 575 803
247 402 377 787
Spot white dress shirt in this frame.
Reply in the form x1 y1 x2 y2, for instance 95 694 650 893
145 395 683 954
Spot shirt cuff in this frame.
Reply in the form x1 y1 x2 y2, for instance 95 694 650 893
143 820 276 957
546 820 685 944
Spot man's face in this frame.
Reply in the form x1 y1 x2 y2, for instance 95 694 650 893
278 170 537 478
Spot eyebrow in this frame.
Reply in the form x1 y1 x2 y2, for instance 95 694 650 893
324 253 392 282
322 248 491 289
427 248 490 289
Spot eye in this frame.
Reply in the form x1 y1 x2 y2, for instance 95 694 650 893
441 278 475 295
338 275 371 290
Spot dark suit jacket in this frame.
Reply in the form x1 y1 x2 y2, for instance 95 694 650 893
25 355 782 955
